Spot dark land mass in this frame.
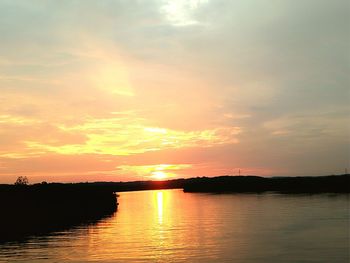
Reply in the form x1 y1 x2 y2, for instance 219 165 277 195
0 174 348 243
183 174 350 193
0 184 117 242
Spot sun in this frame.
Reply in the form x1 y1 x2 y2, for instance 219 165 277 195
152 171 167 180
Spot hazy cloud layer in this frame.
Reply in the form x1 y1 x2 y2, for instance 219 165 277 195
0 0 348 182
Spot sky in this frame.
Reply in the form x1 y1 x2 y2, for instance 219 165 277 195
0 0 349 183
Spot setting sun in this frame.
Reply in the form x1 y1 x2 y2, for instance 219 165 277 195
152 171 167 180
117 164 190 180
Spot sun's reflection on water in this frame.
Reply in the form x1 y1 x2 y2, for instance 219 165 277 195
1 190 346 262
156 191 164 224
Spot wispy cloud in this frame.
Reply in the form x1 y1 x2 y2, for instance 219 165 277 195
23 116 240 156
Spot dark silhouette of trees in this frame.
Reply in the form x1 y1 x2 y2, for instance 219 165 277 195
0 183 117 241
14 176 29 185
183 175 350 193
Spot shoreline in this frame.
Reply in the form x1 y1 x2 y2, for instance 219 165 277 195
183 174 350 193
0 174 348 243
0 185 118 243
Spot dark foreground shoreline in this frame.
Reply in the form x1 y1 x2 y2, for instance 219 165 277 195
0 184 118 242
0 174 348 242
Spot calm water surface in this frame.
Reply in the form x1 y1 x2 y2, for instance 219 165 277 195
0 189 348 262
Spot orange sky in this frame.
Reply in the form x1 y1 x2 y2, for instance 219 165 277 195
0 0 348 183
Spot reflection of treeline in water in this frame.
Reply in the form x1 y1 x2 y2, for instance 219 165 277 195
0 184 118 242
183 174 350 193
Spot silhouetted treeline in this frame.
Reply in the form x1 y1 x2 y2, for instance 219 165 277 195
0 184 117 242
72 178 186 192
183 174 350 193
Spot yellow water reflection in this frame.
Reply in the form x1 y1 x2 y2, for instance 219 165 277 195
58 189 227 261
1 190 348 262
156 191 163 224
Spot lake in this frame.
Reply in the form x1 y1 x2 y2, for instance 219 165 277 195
0 189 348 262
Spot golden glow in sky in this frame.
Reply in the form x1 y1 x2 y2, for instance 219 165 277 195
118 164 191 180
0 1 347 183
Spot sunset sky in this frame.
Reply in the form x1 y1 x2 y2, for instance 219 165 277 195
0 0 349 183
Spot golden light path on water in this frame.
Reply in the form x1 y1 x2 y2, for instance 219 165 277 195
81 189 229 262
0 190 348 262
157 191 164 224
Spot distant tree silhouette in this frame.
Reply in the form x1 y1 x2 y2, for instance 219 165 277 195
14 176 29 185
